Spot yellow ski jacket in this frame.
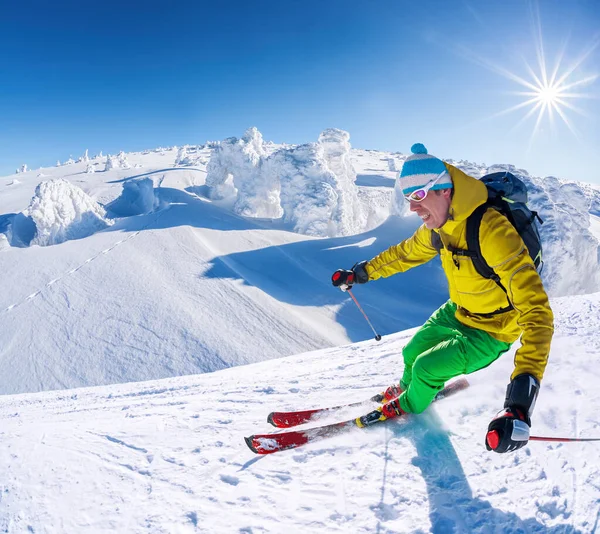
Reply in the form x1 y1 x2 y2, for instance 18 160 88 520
365 164 554 382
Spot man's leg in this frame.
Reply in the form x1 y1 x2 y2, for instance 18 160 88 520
399 336 469 413
400 301 460 389
399 306 512 414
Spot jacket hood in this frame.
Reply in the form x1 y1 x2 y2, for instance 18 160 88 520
440 163 488 234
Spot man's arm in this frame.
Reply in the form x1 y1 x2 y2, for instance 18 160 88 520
481 209 553 453
365 224 439 281
480 209 554 381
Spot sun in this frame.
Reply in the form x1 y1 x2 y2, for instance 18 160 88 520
537 85 560 105
505 41 599 141
451 3 599 144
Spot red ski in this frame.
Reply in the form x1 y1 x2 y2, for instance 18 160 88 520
267 383 403 429
245 378 469 454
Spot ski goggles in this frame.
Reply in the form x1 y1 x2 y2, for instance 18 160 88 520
404 171 447 203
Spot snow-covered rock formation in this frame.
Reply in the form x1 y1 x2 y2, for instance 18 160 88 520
26 178 112 246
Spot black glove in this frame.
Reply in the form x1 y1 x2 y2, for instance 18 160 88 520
331 261 369 289
485 373 539 453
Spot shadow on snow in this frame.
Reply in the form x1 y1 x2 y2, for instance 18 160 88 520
104 186 449 342
373 412 583 533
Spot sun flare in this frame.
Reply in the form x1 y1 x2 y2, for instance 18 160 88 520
454 4 599 144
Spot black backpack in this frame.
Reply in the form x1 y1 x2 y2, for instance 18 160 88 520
431 171 543 315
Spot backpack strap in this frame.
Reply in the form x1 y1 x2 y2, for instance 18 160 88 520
466 204 497 281
431 230 443 253
431 204 514 317
466 203 514 315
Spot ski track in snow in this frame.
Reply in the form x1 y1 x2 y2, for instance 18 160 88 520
1 206 175 315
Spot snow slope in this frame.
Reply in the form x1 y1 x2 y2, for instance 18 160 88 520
2 134 600 532
0 145 438 395
1 291 599 533
1 137 600 396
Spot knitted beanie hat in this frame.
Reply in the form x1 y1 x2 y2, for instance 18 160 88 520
399 143 452 195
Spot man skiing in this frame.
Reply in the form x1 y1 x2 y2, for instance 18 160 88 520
332 143 554 453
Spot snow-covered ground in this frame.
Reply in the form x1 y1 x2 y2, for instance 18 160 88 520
1 291 599 533
2 131 600 532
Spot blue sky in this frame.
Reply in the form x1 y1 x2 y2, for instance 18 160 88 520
1 0 599 184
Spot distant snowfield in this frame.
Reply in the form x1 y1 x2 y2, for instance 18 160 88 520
1 292 599 533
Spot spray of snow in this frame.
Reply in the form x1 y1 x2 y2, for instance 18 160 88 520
26 178 112 246
390 176 410 218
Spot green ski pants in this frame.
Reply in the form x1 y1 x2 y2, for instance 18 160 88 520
398 300 512 414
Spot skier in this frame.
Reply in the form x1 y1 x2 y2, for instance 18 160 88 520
332 144 554 453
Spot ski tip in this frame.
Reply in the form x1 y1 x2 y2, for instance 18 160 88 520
244 435 259 453
267 412 276 427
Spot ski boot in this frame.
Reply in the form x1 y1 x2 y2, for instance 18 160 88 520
355 398 406 428
371 383 404 404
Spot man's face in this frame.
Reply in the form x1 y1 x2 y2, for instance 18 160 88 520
409 189 452 229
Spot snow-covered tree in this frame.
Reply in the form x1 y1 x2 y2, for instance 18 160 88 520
104 155 115 171
16 164 28 174
175 146 190 166
206 127 282 218
86 164 95 174
317 128 365 235
263 133 365 237
117 150 131 169
390 176 410 218
26 178 112 246
263 143 336 236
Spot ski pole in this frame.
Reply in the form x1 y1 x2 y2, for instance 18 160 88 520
347 288 381 342
530 435 600 443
